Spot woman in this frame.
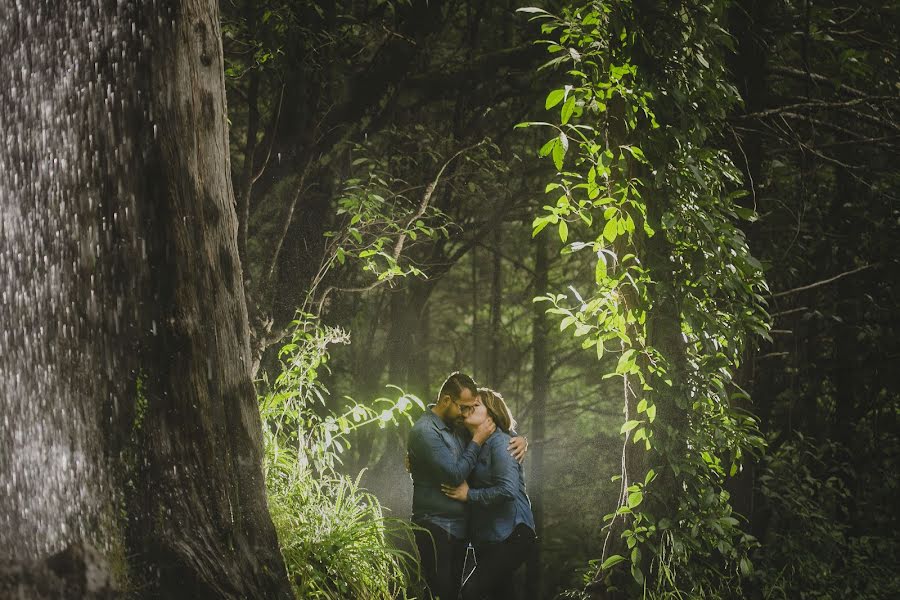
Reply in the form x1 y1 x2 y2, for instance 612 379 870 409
441 388 537 600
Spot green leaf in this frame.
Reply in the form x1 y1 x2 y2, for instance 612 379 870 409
603 217 618 242
532 216 551 237
545 88 566 110
620 420 641 434
552 139 565 170
631 563 645 586
599 554 627 570
560 315 576 331
646 404 657 422
539 137 557 157
558 220 569 243
740 557 753 576
561 95 576 124
627 490 643 508
595 256 607 283
596 341 605 360
636 399 647 413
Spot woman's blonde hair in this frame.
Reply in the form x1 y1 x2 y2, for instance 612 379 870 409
477 387 517 433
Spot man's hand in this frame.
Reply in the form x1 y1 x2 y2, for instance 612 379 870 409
508 436 528 464
441 480 469 502
472 417 496 445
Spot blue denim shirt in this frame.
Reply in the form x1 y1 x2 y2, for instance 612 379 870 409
408 409 481 538
467 430 536 543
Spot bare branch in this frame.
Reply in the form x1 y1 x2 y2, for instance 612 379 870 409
772 264 877 298
770 65 870 98
743 95 898 119
391 141 486 261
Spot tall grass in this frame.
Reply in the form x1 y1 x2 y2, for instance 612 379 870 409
266 442 418 599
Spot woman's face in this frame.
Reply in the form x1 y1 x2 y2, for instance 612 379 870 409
463 396 489 429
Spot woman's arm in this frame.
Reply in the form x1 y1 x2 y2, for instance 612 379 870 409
466 437 519 506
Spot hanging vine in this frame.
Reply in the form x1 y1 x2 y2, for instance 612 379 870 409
519 1 770 596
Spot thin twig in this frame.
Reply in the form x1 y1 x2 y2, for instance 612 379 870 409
772 264 876 298
771 306 809 318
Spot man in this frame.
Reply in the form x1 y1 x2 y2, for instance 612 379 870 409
408 372 527 600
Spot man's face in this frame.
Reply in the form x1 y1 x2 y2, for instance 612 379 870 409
451 388 478 426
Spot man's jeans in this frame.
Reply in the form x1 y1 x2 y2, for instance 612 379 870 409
461 524 537 600
414 520 467 600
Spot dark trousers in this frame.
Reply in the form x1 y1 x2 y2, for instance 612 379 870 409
414 520 467 600
462 524 537 600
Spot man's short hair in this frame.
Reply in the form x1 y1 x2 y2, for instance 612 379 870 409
437 371 477 404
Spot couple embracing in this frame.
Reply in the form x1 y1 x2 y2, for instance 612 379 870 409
408 372 538 600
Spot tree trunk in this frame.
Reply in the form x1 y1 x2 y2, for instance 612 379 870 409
526 231 550 600
0 2 291 597
488 228 503 384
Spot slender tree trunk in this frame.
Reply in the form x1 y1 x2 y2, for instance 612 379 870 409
489 228 503 384
0 2 292 597
472 242 481 378
526 231 550 600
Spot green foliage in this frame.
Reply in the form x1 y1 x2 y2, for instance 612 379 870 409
260 314 423 598
267 454 417 600
752 435 900 600
521 0 770 594
312 141 453 299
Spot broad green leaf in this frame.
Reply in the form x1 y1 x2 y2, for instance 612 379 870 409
552 139 565 170
558 220 569 243
647 404 657 422
545 88 566 110
561 95 576 124
599 554 627 569
620 420 641 434
595 255 607 282
627 490 643 508
603 217 618 242
532 216 551 237
631 563 645 586
539 137 557 157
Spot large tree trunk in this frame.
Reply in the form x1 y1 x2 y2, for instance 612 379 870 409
0 2 291 597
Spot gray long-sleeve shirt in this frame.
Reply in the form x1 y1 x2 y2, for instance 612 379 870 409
408 409 481 538
467 430 536 543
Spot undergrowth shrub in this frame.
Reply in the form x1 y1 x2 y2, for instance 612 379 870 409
260 315 423 599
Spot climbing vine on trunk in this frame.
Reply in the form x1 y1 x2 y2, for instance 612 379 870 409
519 2 770 596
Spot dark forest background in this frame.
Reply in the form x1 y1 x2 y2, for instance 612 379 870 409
217 0 899 598
8 0 893 598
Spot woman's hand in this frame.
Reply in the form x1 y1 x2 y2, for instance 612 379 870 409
441 481 469 502
508 435 528 464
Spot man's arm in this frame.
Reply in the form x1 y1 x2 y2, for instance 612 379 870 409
409 423 487 485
